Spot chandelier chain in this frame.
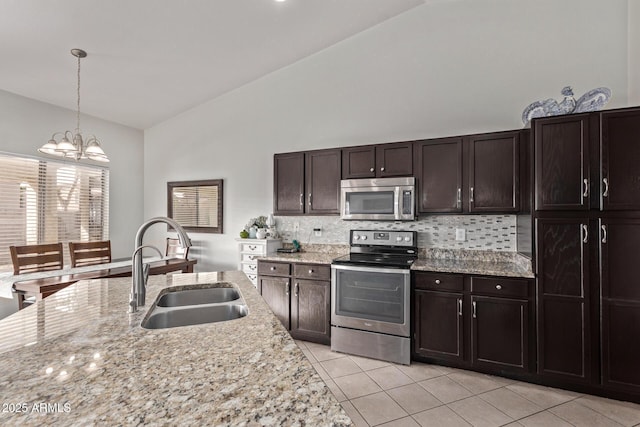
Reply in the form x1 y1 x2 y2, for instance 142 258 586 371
76 54 81 133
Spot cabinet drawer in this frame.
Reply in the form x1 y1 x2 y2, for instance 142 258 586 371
241 253 259 263
471 276 529 299
258 261 291 276
241 243 266 255
242 263 259 274
293 263 330 281
414 272 464 292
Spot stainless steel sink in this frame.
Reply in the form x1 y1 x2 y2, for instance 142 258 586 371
141 304 248 329
156 287 240 307
141 284 248 330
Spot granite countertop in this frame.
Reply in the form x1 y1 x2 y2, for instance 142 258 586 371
412 249 534 278
258 247 534 279
0 271 351 426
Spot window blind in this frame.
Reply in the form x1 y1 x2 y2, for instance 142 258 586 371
0 152 109 272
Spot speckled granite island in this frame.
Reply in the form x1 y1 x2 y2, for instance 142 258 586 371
0 271 352 426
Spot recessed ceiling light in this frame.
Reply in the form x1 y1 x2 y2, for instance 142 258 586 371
275 0 286 2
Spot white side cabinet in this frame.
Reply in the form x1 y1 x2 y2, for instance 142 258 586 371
236 238 282 286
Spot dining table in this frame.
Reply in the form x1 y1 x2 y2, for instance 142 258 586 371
7 258 197 302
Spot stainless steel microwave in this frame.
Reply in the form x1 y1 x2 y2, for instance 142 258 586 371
340 177 415 221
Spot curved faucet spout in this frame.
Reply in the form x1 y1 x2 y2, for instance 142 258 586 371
130 217 192 312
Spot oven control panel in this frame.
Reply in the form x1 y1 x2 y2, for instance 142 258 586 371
351 230 416 247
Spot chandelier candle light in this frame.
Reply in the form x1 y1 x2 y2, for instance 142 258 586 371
38 49 109 163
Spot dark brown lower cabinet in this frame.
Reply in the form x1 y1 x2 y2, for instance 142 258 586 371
413 271 533 377
414 290 464 363
291 279 331 344
471 296 529 373
258 260 330 345
535 217 592 385
600 217 640 395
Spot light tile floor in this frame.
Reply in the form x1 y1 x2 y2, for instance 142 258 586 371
295 340 640 427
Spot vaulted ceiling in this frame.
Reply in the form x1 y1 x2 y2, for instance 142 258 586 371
0 0 424 129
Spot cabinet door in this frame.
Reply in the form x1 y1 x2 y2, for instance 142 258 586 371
600 217 640 393
414 138 463 213
471 296 529 373
534 114 591 211
305 149 341 215
273 152 304 215
376 142 413 177
536 218 591 383
342 146 376 179
414 290 464 363
290 279 331 345
601 109 640 210
259 276 290 329
469 131 520 212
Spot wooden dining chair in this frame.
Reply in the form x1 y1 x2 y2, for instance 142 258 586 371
9 242 64 309
166 237 189 259
68 240 112 268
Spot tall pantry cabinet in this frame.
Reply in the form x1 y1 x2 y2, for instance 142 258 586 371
532 107 640 398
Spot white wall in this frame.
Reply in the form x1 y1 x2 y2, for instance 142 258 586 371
630 0 640 105
0 89 144 315
144 0 630 271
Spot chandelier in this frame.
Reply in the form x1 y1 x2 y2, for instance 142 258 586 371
38 49 109 163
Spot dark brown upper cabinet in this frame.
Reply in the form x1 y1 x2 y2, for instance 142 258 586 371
601 109 640 211
414 130 521 214
274 149 341 216
468 131 520 213
414 138 463 213
342 142 413 179
273 152 305 215
534 114 592 211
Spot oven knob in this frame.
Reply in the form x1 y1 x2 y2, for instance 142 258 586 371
361 235 367 240
404 236 411 242
396 236 403 242
353 235 360 240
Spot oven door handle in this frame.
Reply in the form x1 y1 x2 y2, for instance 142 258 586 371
331 264 411 275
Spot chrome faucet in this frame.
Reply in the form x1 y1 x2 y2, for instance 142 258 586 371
129 217 192 313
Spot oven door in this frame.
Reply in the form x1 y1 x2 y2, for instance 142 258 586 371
331 264 410 337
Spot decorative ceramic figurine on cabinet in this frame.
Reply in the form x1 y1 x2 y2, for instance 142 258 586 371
522 86 611 125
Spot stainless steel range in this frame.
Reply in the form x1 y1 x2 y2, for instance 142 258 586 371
331 230 417 365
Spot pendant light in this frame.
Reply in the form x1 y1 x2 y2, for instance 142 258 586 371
38 49 109 163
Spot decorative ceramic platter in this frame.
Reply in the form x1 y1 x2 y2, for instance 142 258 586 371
574 87 612 113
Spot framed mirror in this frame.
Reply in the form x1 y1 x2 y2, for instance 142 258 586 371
167 179 223 233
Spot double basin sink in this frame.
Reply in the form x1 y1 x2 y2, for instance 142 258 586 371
141 284 248 329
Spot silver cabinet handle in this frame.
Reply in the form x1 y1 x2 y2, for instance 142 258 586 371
582 224 589 244
285 281 290 296
583 179 589 198
294 282 299 297
435 279 441 285
381 167 385 172
496 284 502 290
369 167 374 172
601 224 607 244
457 188 461 208
603 178 609 198
308 193 312 206
299 193 303 206
270 266 276 271
470 187 474 203
458 298 462 316
472 301 477 318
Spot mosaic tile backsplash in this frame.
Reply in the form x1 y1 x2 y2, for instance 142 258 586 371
275 215 516 252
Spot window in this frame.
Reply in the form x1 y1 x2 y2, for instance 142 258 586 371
0 152 109 272
167 179 223 233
